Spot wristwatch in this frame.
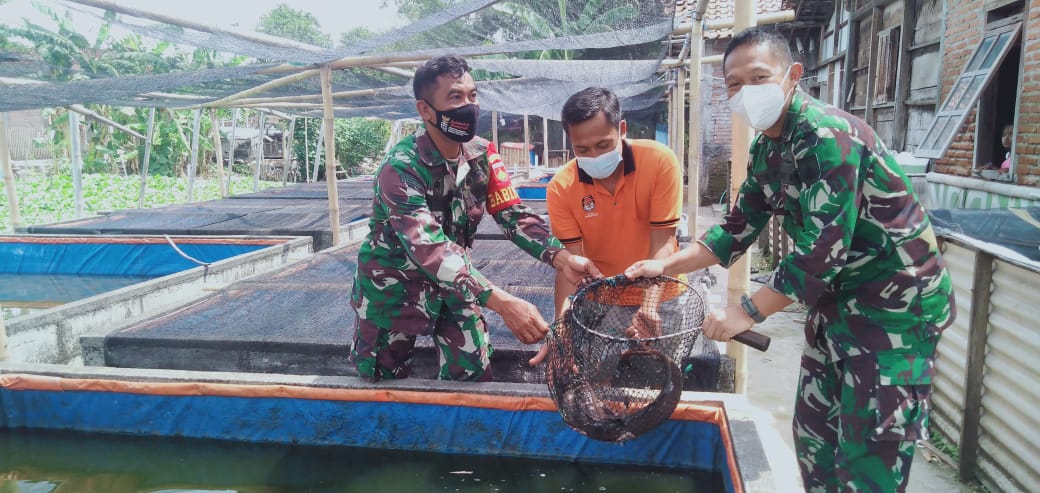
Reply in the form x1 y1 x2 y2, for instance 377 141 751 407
740 294 766 323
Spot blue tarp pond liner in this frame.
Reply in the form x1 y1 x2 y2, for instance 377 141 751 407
0 373 745 492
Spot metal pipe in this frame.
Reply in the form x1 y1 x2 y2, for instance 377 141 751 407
137 107 156 208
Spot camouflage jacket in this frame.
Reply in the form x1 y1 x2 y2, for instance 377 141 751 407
702 91 955 361
352 128 562 334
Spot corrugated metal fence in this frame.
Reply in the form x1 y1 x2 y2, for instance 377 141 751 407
931 238 1040 493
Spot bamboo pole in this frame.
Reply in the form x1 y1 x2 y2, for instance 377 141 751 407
68 111 84 218
282 117 296 186
68 104 146 140
228 108 239 192
303 121 310 182
523 114 531 172
137 108 156 208
491 111 499 150
311 122 324 182
727 0 756 394
687 0 709 239
186 108 202 203
203 69 321 108
253 112 265 192
233 86 408 106
320 65 342 247
211 108 226 197
675 68 686 178
0 113 24 230
0 303 7 361
542 117 549 168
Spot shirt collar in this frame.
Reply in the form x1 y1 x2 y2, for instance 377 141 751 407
577 139 636 184
777 90 810 144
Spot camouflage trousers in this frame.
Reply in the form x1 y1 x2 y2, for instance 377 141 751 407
350 298 494 382
793 336 934 492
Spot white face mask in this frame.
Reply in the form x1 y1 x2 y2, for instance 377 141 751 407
729 66 793 131
576 133 623 180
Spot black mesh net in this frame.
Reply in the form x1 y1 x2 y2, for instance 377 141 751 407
546 275 705 442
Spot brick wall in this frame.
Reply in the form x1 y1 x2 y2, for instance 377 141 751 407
703 39 734 202
934 0 1040 186
1019 0 1040 185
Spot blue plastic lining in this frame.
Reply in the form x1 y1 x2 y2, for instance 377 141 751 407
0 242 267 277
0 388 735 492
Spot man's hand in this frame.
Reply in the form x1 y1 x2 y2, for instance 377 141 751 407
554 250 603 286
626 307 663 338
624 259 665 279
702 306 755 342
486 288 550 345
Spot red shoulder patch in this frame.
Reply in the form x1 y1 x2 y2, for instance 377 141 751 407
486 142 521 214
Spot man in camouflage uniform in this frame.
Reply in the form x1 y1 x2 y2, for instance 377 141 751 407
626 28 955 491
351 55 587 382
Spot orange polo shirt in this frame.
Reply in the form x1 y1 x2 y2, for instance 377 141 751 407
547 139 682 277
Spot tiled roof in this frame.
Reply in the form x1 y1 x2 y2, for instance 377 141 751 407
674 0 788 39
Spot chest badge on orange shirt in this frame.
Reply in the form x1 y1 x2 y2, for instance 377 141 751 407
582 194 598 218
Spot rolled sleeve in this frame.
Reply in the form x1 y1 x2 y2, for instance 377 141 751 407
698 172 771 267
546 180 583 246
649 148 682 229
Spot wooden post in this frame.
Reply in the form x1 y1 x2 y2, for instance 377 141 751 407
893 0 916 151
186 107 202 203
253 112 265 192
0 113 24 230
320 64 342 247
523 114 531 173
542 117 549 168
210 109 226 197
491 111 499 151
282 117 296 185
958 250 996 481
667 83 675 153
863 8 882 125
228 108 239 193
137 108 156 208
727 0 756 394
68 110 84 218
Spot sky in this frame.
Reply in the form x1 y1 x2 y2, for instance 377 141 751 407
4 0 408 42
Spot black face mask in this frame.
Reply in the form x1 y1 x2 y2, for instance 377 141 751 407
423 100 479 143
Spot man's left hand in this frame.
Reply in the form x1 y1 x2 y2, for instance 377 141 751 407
702 306 755 342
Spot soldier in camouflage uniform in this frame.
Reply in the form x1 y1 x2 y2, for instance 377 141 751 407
351 55 588 382
626 29 955 492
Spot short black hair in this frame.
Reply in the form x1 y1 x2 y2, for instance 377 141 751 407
413 55 470 101
723 27 793 73
561 87 622 132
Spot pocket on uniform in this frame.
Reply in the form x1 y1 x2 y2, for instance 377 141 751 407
873 351 933 441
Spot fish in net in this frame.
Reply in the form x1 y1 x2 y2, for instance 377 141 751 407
545 275 705 442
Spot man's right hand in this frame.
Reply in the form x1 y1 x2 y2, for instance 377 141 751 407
486 288 550 345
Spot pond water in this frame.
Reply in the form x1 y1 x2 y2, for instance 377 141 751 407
0 273 153 320
0 428 725 493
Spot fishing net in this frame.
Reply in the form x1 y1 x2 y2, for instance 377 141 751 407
545 275 704 442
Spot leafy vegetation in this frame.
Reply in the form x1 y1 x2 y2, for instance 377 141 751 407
0 173 280 234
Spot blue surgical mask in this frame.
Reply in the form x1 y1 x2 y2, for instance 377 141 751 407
576 137 623 180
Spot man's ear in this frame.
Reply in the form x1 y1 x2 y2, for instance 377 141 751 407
619 119 628 138
789 62 804 89
415 99 430 122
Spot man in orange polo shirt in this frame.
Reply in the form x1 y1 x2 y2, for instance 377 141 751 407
526 88 683 369
547 87 683 299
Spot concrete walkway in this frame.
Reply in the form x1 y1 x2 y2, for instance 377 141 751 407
691 205 976 492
